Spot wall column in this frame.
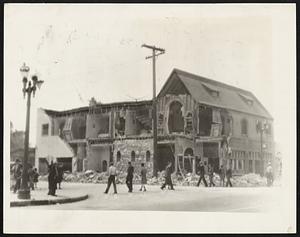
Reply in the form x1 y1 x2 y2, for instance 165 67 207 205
192 157 196 175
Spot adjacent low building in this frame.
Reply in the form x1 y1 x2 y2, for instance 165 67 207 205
35 69 275 176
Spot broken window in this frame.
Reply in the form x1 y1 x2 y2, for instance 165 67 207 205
241 118 248 135
115 112 125 136
42 124 49 136
131 151 136 162
168 101 184 133
135 108 152 134
198 105 212 136
97 115 110 135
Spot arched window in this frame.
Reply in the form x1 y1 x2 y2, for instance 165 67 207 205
117 151 121 162
241 118 248 135
131 151 136 162
146 150 151 162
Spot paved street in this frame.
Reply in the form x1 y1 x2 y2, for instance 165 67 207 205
19 181 283 212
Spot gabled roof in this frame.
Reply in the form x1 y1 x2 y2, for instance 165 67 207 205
158 68 272 119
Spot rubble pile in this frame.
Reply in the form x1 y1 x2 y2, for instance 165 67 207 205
231 173 267 187
39 171 270 187
63 170 109 184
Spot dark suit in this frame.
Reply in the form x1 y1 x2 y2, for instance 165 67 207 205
161 166 174 190
126 165 134 192
197 165 208 187
226 168 233 187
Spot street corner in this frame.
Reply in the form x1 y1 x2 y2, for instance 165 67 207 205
10 193 89 207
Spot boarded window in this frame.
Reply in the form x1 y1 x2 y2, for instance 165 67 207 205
42 124 49 136
131 151 136 162
146 150 151 162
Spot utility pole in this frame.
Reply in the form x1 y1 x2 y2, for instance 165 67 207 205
142 44 165 177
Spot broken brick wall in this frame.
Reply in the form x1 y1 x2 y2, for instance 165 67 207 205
113 139 153 175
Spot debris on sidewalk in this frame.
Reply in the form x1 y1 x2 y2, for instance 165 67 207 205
40 171 273 187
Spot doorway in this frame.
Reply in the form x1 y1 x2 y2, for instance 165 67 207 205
157 144 175 172
183 148 194 173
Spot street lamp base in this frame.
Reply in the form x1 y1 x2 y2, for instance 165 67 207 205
17 188 31 200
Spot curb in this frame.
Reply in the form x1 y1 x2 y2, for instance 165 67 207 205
10 194 89 207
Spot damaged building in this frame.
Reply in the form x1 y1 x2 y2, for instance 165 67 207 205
35 69 274 176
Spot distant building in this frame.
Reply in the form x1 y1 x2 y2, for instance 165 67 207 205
35 69 275 176
10 147 35 166
10 129 35 166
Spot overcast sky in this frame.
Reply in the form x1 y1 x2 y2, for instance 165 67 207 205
4 4 295 149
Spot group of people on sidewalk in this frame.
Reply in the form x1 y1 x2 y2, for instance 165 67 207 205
197 161 233 187
11 159 40 194
10 158 64 197
104 162 148 194
103 160 235 194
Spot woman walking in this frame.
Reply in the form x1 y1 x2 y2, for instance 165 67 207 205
140 163 147 192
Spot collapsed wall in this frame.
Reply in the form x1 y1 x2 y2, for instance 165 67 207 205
113 138 153 176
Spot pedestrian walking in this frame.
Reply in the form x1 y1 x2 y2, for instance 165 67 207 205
219 164 226 187
48 160 58 196
208 164 215 187
12 159 22 193
161 161 175 190
56 163 64 189
126 161 134 192
265 162 274 186
104 162 117 194
226 165 233 187
28 165 35 190
140 163 147 192
197 161 208 187
33 168 39 189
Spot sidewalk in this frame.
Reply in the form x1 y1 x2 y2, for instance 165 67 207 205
10 181 88 207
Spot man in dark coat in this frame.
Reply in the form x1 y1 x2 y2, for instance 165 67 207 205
126 161 134 192
161 162 175 190
48 160 58 196
197 161 208 187
13 159 22 193
226 165 233 187
208 164 215 187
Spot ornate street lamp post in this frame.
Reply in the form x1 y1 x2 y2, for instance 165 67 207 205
18 63 44 199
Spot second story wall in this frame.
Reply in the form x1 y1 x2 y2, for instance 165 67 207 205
86 112 111 138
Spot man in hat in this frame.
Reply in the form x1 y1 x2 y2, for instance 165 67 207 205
12 159 22 193
197 161 208 187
